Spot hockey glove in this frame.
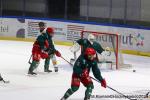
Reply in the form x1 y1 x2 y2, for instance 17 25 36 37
55 51 61 57
101 79 106 88
104 47 111 56
105 47 110 51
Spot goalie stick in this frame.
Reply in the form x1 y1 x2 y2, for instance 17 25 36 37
0 74 10 83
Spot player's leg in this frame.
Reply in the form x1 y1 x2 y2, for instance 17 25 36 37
61 86 79 100
84 84 94 100
51 54 58 72
44 56 52 72
81 76 94 100
61 73 80 100
28 53 40 75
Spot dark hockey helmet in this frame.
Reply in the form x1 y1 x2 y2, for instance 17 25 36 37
39 22 46 32
38 22 45 27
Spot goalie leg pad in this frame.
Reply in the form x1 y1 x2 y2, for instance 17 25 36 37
70 42 80 53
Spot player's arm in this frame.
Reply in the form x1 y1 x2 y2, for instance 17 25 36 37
92 62 103 82
94 42 111 56
92 62 107 88
70 39 87 53
46 40 61 57
94 42 105 54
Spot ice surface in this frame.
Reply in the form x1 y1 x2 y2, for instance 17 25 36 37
0 40 150 100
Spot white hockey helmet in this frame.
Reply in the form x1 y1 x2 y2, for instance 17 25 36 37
88 34 95 42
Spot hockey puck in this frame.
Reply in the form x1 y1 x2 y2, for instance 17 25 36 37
133 70 136 72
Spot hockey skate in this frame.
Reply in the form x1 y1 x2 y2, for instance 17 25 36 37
84 95 91 100
44 69 52 73
28 71 37 75
60 97 66 100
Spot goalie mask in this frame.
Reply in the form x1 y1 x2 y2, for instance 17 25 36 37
88 34 95 43
84 48 96 61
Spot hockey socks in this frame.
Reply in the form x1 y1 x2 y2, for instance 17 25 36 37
84 86 93 100
44 57 53 72
62 89 73 99
28 60 39 75
62 86 79 99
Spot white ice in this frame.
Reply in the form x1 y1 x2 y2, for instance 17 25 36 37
0 40 150 100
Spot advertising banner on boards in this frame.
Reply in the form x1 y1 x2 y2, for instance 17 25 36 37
0 17 149 53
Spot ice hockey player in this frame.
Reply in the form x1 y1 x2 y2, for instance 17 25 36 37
43 27 61 72
70 34 110 62
39 22 61 72
28 27 50 75
28 26 61 75
61 48 106 100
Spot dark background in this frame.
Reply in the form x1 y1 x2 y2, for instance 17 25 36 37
0 0 150 27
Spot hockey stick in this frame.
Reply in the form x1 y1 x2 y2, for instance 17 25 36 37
90 77 137 100
61 56 137 100
2 79 10 83
28 55 32 64
0 74 10 83
61 56 74 66
145 92 150 98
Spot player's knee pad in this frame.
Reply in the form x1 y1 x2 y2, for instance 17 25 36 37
71 86 79 92
46 56 50 60
81 76 93 86
87 83 94 90
32 53 41 62
41 52 49 59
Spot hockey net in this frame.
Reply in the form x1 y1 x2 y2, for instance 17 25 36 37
81 30 132 70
